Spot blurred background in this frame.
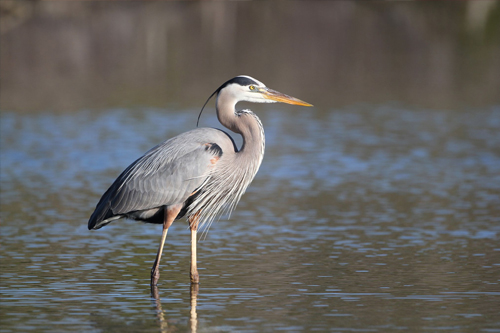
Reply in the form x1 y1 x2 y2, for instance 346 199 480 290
1 1 500 332
1 0 500 112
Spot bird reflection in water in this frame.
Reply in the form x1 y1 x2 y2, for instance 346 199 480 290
151 284 199 333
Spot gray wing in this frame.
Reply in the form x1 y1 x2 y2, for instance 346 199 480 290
88 128 228 229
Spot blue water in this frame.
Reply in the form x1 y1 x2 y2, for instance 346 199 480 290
1 105 500 332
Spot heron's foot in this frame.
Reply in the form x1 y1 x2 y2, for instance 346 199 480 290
151 284 160 299
190 270 199 284
151 268 160 286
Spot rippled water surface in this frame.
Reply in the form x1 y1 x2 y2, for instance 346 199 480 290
1 105 500 332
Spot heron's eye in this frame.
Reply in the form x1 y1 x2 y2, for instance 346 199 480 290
249 85 255 91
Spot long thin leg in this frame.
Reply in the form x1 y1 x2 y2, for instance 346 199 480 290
151 205 182 286
189 214 200 284
150 224 169 286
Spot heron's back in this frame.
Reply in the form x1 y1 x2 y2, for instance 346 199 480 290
88 127 237 230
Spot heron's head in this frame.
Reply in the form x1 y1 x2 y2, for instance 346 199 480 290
197 75 312 126
216 75 313 106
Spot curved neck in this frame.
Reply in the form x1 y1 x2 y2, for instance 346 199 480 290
215 91 265 157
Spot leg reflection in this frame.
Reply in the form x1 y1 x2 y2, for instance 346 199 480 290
190 283 199 333
151 284 199 333
151 285 168 332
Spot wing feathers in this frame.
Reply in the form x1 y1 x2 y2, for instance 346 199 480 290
110 144 219 215
88 129 226 230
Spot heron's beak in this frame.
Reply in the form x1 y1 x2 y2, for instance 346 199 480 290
261 88 313 107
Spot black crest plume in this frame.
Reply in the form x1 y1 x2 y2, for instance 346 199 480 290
196 76 259 127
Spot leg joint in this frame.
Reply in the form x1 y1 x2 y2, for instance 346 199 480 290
189 211 201 231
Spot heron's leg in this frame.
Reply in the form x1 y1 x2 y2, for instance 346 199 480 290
189 214 200 284
151 205 182 286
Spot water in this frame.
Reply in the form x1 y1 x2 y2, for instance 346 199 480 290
1 105 499 332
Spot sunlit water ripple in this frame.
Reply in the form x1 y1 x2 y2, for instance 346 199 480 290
1 105 499 332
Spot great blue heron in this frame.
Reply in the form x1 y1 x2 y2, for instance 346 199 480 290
88 75 312 286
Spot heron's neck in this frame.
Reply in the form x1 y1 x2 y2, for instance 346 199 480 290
216 95 265 160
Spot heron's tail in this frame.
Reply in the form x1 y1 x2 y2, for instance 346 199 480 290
88 192 122 230
88 213 122 230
